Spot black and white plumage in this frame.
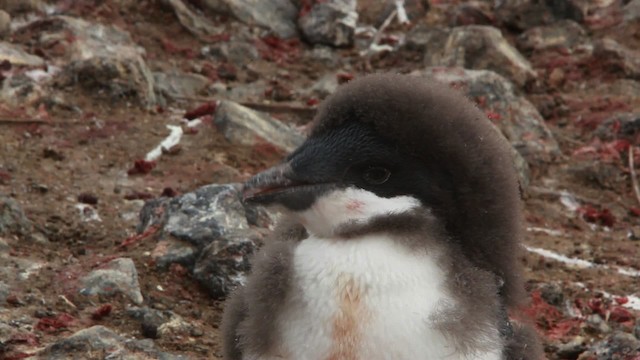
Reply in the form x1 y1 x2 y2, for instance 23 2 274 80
222 74 543 360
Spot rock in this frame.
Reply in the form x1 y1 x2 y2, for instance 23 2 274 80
202 40 260 66
309 72 339 98
494 0 558 31
193 233 257 298
634 319 640 340
306 45 340 66
595 112 640 142
201 0 298 38
585 314 612 335
214 100 305 152
593 38 640 79
625 0 640 22
127 306 192 339
40 325 190 359
137 184 272 298
403 25 449 53
495 0 621 31
0 10 10 39
419 25 536 87
0 41 44 67
539 282 564 306
17 16 156 106
566 0 622 30
298 0 357 47
449 1 494 26
151 238 198 270
556 336 587 359
0 281 9 306
582 331 640 359
154 71 210 100
0 0 45 14
80 257 144 305
517 20 587 53
165 0 221 38
0 195 46 242
417 67 561 167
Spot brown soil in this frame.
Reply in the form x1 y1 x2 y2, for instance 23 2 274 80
1 1 639 359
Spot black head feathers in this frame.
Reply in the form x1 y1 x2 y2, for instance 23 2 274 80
309 73 525 306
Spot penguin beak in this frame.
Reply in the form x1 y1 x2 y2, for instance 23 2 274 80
242 163 298 203
241 162 335 210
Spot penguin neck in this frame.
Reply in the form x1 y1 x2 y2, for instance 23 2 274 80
292 187 421 239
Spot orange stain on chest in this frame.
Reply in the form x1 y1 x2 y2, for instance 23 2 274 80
327 275 368 360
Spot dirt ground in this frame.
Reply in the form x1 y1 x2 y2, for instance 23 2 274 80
1 1 639 359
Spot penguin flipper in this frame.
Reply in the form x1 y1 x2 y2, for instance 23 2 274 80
221 286 248 360
221 222 301 359
503 322 546 360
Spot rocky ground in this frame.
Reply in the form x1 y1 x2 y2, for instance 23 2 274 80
0 0 640 359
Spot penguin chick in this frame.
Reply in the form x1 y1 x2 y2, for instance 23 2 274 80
222 74 543 360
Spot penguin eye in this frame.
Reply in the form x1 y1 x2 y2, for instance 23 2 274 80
363 167 391 185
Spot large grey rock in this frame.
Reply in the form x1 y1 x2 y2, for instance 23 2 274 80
0 280 9 306
214 100 305 152
17 16 156 106
137 184 272 298
517 20 587 53
201 0 298 38
0 41 44 67
415 67 561 166
39 325 191 359
80 257 144 305
418 25 536 87
298 0 357 47
593 38 640 79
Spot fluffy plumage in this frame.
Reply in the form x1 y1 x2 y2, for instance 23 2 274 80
221 73 543 360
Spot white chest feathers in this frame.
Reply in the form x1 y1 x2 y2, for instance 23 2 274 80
264 235 503 360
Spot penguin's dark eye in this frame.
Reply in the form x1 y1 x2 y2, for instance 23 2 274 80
363 167 391 185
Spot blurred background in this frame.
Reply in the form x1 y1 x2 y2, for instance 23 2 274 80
0 0 639 358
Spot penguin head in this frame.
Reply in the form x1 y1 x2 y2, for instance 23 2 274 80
242 120 451 236
242 73 526 305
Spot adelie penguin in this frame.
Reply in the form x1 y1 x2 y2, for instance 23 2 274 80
222 74 544 360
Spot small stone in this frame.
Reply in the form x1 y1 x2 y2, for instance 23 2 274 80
517 20 587 53
585 314 611 335
193 233 257 298
200 0 298 38
154 71 210 100
299 0 357 47
0 42 44 67
539 282 564 306
556 336 587 359
80 257 144 304
0 281 9 306
0 10 10 39
214 100 304 152
582 332 640 359
593 38 640 79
